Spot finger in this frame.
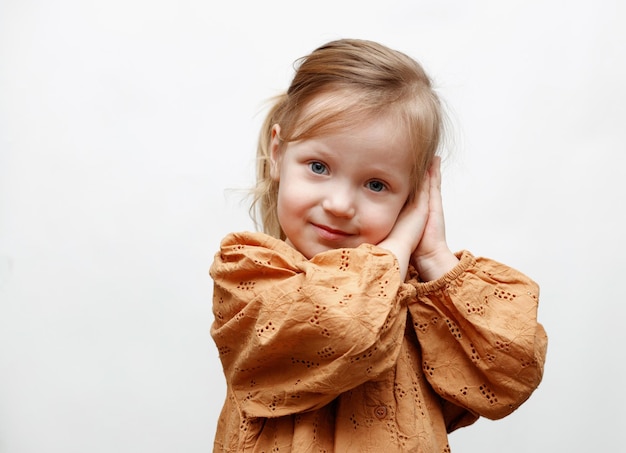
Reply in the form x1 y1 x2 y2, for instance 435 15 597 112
429 156 442 191
401 165 430 217
426 156 447 244
428 156 443 213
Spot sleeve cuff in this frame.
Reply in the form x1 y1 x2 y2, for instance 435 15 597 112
413 251 477 296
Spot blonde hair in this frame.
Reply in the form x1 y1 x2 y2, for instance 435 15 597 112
252 39 444 239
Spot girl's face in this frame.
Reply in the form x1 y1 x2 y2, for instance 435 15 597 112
270 114 414 259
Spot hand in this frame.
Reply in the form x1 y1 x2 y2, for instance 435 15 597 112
411 157 459 281
377 161 432 281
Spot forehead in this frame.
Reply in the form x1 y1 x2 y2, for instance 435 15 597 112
289 88 404 141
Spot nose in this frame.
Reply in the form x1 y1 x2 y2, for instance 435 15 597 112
321 184 356 218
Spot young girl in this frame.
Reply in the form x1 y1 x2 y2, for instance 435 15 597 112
210 39 547 452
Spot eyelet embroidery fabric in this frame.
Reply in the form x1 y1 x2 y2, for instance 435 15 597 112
210 232 547 452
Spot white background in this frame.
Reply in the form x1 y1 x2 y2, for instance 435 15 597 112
1 0 625 451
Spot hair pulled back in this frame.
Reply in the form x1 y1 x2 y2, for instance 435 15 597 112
252 39 443 239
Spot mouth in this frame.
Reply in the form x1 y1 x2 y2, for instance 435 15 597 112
312 223 354 242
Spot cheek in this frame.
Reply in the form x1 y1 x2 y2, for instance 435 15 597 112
362 203 404 237
276 183 308 220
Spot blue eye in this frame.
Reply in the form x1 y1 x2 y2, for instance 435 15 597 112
367 180 386 192
309 161 327 174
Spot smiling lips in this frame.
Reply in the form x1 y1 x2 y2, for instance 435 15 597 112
312 223 354 242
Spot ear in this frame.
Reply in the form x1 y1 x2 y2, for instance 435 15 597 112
269 124 282 181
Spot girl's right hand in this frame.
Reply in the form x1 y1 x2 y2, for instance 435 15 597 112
377 168 431 280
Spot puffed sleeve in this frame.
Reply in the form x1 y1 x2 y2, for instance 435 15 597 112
210 232 415 418
408 251 547 423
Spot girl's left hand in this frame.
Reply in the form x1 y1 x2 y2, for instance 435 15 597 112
411 157 460 281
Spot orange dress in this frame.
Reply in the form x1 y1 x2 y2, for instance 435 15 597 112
210 232 547 452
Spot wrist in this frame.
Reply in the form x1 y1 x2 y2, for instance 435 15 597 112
377 238 412 281
415 248 459 282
